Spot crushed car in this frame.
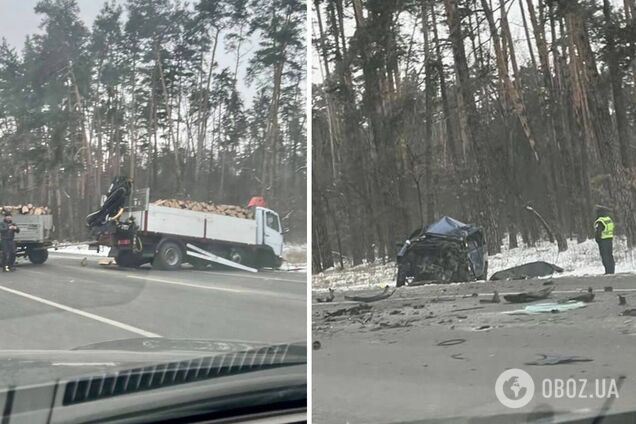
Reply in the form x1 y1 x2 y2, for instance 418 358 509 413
396 216 488 286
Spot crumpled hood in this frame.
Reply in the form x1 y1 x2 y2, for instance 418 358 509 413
0 338 293 388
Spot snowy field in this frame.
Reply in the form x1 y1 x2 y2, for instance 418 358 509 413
48 242 307 271
312 237 636 291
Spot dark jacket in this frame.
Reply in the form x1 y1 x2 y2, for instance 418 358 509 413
0 221 19 241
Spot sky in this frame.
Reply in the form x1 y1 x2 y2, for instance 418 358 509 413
0 0 256 99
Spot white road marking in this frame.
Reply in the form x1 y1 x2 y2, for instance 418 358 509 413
52 362 117 367
126 275 244 293
202 271 305 284
0 285 161 338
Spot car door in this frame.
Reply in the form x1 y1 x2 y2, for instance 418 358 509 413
256 208 283 257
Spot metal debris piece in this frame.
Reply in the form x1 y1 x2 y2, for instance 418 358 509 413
437 338 466 347
316 288 335 303
621 309 636 317
525 354 593 366
344 286 395 303
324 303 372 318
563 287 594 303
480 291 500 304
312 341 321 350
490 262 563 281
619 295 627 306
503 287 554 304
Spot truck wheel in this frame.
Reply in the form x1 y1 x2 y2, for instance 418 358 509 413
154 241 183 270
229 248 254 268
115 251 145 268
27 249 48 265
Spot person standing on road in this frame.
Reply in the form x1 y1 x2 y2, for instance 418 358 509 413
0 213 20 272
594 206 615 275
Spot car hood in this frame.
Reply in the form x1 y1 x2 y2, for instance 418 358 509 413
0 338 305 388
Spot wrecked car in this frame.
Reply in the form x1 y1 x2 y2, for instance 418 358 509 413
396 216 488 286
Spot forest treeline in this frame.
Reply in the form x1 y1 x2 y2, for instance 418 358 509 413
312 0 636 272
0 0 306 241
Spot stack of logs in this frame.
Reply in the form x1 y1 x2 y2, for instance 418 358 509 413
1 204 50 215
153 199 252 219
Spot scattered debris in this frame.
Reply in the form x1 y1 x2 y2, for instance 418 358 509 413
480 291 500 304
474 325 491 331
451 306 485 313
312 341 321 350
604 286 614 292
563 287 594 303
98 258 115 266
324 304 372 318
437 338 466 347
525 354 593 366
490 261 563 281
450 353 465 360
316 288 335 303
619 295 627 306
80 257 87 267
431 296 456 303
621 309 636 317
344 286 395 302
503 286 554 304
543 280 554 286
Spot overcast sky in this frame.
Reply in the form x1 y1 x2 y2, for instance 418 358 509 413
0 0 257 99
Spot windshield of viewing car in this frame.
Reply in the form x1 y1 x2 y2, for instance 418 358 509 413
0 0 307 418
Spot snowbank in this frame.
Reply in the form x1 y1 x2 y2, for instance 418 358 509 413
48 244 110 257
312 237 636 291
281 243 307 271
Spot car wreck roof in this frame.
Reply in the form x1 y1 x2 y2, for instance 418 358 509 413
425 216 479 238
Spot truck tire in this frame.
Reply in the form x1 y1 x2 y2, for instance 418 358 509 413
27 249 48 265
154 240 184 270
115 251 146 268
229 248 254 268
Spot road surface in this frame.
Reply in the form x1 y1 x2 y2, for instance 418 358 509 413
313 273 636 423
0 253 306 350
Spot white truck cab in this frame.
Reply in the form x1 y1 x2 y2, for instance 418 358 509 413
255 207 284 257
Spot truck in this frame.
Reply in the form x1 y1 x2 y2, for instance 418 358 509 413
10 214 54 265
88 180 284 271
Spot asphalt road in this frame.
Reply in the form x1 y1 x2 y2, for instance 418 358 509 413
0 253 306 351
313 273 636 423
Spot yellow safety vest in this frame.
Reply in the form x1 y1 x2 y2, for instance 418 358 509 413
594 216 614 239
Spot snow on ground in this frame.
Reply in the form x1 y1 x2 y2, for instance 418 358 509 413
312 237 636 291
48 243 110 257
281 243 307 271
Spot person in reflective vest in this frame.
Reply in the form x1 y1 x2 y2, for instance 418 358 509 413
594 207 615 275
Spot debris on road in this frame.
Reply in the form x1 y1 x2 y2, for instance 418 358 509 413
344 286 395 302
525 353 593 366
313 341 321 350
605 286 614 292
437 338 466 347
621 309 636 317
490 261 563 281
316 288 335 303
324 304 372 318
563 287 594 303
503 286 554 303
80 257 87 267
479 291 500 304
619 295 627 305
